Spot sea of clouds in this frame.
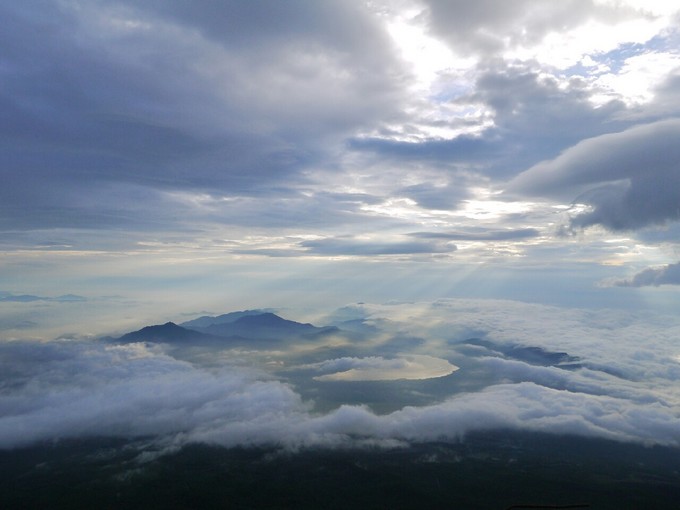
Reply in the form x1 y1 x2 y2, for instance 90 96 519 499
2 299 680 450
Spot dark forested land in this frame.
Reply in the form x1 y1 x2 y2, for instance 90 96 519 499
2 431 680 509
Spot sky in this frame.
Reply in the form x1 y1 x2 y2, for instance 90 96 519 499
2 0 680 338
2 0 680 453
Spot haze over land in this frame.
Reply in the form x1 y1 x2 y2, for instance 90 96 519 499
2 0 680 471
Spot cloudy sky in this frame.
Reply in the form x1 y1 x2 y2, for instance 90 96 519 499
1 0 680 338
3 0 680 453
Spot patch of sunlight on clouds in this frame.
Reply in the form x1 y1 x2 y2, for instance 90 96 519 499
592 52 680 106
507 13 673 69
360 198 456 226
380 2 475 91
455 198 537 221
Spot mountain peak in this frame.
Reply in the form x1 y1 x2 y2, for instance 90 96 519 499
117 321 212 343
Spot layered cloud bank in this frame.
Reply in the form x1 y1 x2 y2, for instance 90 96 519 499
2 300 680 450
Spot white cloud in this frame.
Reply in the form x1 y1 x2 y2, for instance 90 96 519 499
592 52 680 105
191 381 680 448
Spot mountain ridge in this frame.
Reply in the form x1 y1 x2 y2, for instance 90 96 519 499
180 309 272 329
116 322 220 344
113 312 339 345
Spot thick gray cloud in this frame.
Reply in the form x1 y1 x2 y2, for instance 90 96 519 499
466 64 627 169
2 1 679 350
348 135 497 164
300 236 457 256
0 0 407 232
423 0 637 56
508 119 680 230
607 262 680 287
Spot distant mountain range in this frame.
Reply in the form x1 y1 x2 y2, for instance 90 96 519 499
113 311 339 346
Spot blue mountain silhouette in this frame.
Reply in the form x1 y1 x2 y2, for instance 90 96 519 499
115 313 338 345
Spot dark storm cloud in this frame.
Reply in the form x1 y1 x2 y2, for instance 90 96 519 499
507 119 680 230
0 0 407 232
607 262 680 287
650 67 680 115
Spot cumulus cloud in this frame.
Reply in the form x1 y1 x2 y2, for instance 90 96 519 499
507 119 680 230
605 262 680 287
